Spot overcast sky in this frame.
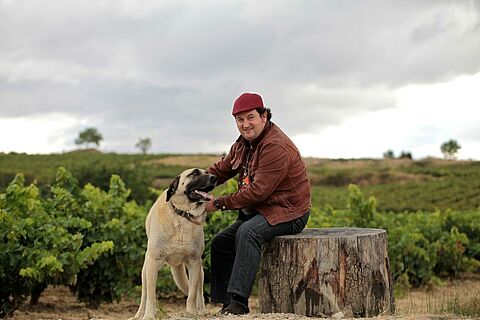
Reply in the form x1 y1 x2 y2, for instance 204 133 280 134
1 0 479 159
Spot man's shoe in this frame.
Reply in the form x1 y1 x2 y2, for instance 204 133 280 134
218 303 229 315
220 300 250 315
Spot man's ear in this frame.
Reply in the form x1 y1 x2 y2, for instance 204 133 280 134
261 112 267 123
166 176 180 202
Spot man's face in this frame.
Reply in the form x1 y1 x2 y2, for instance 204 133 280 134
235 109 267 141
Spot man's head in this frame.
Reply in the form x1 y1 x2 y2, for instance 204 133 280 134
232 93 271 141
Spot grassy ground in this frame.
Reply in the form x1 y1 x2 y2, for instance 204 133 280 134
10 275 480 319
3 153 480 319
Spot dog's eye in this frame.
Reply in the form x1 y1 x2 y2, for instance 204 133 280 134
192 169 200 176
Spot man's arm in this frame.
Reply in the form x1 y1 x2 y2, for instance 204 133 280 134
206 144 239 185
213 143 290 210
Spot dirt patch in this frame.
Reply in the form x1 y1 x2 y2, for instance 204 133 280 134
144 155 223 169
304 157 475 170
303 158 414 170
310 170 433 187
9 276 480 320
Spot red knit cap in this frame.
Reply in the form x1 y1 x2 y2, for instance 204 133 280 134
232 93 264 115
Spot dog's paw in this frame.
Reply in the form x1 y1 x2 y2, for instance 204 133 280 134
186 307 206 316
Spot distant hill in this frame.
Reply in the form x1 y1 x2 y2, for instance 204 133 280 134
1 152 479 212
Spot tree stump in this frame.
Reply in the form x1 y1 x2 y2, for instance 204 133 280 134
259 228 395 318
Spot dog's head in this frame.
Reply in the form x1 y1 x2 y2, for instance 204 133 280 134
166 168 217 204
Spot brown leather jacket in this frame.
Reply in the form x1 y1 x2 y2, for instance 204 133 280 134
207 121 311 225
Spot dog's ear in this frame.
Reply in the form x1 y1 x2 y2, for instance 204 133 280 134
166 175 180 202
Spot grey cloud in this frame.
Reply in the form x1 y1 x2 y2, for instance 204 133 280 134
1 0 480 154
3 1 480 88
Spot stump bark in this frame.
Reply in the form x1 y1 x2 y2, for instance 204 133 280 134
259 228 395 318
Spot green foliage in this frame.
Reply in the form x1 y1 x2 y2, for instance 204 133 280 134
0 172 112 317
347 184 376 228
2 153 480 212
310 160 480 212
1 154 480 311
445 209 480 260
71 174 148 308
0 152 187 206
308 187 480 290
0 168 149 315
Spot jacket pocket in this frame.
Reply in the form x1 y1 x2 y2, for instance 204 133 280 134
266 192 293 209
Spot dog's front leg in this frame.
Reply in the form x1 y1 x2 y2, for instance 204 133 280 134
186 258 206 315
195 261 206 314
131 261 148 320
142 251 163 320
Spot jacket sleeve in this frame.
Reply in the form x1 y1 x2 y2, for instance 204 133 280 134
216 143 290 209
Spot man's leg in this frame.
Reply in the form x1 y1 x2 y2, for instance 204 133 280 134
226 211 309 311
210 219 244 304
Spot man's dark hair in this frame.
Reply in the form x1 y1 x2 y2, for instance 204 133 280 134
257 107 272 121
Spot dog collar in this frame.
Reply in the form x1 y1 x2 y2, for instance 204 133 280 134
170 202 203 226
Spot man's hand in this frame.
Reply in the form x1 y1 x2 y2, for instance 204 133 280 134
205 197 217 213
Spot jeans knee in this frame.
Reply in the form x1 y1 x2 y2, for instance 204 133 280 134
236 224 263 247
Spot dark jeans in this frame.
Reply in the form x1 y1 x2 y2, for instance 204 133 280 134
210 210 310 304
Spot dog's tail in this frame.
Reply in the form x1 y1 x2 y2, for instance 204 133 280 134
171 264 189 295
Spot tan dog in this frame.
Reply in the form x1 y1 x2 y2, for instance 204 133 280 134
131 168 217 320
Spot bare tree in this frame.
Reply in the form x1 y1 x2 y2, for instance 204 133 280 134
135 138 152 154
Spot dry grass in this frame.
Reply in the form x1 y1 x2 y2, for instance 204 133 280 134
396 274 480 318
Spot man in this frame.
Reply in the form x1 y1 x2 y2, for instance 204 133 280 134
205 92 311 315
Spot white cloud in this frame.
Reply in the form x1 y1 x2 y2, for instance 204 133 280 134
0 113 84 154
293 72 480 159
